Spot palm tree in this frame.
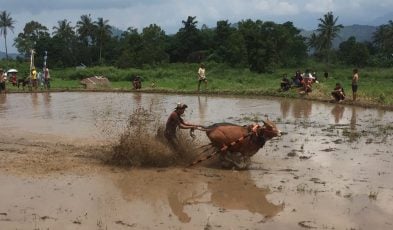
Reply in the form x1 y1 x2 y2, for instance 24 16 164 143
94 17 112 64
0 11 15 60
316 11 343 64
53 19 75 39
373 20 393 55
76 14 96 46
52 19 77 66
307 32 320 50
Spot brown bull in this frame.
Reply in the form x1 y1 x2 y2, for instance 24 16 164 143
190 119 281 169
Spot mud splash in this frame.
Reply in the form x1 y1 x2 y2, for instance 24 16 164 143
110 106 200 167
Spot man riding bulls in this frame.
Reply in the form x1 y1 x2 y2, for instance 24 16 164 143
164 103 202 151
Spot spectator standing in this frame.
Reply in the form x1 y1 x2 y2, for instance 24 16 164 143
11 72 17 86
31 67 38 90
0 68 5 94
44 67 51 89
197 64 207 92
352 69 359 101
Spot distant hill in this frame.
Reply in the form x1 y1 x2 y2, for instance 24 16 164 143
300 24 378 48
0 51 20 60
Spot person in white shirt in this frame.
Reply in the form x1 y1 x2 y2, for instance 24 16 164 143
197 63 207 91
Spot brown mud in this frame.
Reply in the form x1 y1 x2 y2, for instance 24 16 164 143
1 92 393 229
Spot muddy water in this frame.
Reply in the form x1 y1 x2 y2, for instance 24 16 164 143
1 92 393 229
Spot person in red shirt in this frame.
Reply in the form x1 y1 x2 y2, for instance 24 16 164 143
0 68 5 94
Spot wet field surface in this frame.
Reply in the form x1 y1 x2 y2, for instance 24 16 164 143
0 92 393 229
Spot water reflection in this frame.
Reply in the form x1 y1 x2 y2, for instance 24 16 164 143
114 170 283 223
31 92 39 111
350 107 357 131
204 173 284 217
198 96 208 123
0 93 6 105
331 104 345 124
133 92 142 107
43 92 52 118
377 109 386 119
348 106 359 142
43 92 51 104
292 100 312 119
280 99 290 119
0 94 7 116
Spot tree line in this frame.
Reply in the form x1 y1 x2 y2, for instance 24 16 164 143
0 11 393 72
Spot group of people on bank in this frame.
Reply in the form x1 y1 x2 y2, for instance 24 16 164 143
30 67 51 90
280 69 319 94
280 68 359 102
0 67 51 93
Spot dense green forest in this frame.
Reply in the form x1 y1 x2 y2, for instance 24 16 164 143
1 11 393 72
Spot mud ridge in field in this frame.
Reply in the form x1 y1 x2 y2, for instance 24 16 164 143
110 106 200 167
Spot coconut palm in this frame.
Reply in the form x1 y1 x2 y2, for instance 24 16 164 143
373 20 393 55
94 17 112 64
76 14 96 46
52 19 75 39
0 10 15 60
52 19 77 66
307 32 321 51
316 11 343 63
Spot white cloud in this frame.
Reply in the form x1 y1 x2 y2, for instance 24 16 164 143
305 0 334 13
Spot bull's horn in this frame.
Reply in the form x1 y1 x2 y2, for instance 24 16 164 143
277 129 282 137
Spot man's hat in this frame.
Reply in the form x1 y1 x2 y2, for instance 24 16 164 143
175 103 188 110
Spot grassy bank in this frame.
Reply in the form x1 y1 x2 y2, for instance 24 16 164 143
3 63 393 109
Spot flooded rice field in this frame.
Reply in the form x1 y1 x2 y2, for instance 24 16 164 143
0 92 393 229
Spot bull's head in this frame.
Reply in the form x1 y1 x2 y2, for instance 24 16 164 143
259 119 281 140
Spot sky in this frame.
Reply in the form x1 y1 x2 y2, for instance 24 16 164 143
1 0 393 53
